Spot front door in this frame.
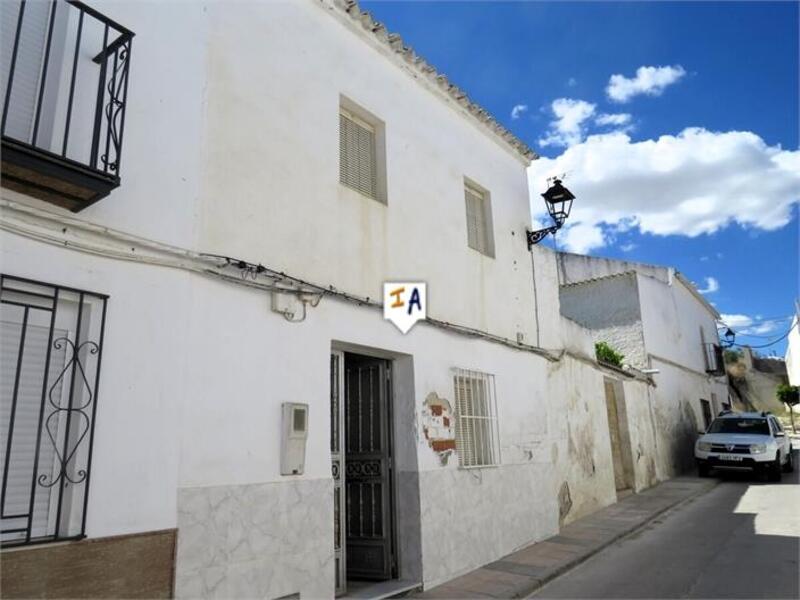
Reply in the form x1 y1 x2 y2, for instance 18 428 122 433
331 351 395 593
345 354 394 581
604 379 629 492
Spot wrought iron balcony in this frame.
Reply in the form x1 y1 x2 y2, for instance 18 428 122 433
1 0 133 211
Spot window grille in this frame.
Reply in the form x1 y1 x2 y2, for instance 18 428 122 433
339 110 377 200
464 184 490 255
452 368 500 468
0 275 107 547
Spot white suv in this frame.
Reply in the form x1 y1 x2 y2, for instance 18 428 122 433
695 411 794 481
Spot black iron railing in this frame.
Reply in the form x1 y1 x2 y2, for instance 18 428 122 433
1 0 133 179
0 275 108 547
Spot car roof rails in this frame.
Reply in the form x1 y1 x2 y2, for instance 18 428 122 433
761 411 772 417
718 409 733 416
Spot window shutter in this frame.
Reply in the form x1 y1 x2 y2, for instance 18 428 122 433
339 112 377 199
464 185 488 254
453 369 499 468
0 320 67 541
0 0 52 142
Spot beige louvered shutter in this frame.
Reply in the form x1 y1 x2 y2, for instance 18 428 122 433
0 0 52 142
0 320 67 541
464 186 487 254
339 111 377 199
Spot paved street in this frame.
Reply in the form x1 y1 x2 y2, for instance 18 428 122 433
533 452 800 599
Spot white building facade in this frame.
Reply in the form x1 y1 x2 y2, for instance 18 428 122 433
0 1 726 598
558 252 732 478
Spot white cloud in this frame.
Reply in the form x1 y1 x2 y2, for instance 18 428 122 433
721 314 754 329
696 276 719 294
620 242 637 252
606 65 686 103
556 222 605 254
595 113 632 127
528 128 800 253
539 98 596 148
567 77 577 87
719 314 782 336
511 104 528 120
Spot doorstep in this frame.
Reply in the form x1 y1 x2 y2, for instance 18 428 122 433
414 477 717 599
342 578 423 599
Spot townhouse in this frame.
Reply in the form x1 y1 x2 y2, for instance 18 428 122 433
0 1 727 597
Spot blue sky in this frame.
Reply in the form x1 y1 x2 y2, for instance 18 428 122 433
364 0 799 355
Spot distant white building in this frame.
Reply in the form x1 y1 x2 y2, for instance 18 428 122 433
558 252 731 478
786 312 800 387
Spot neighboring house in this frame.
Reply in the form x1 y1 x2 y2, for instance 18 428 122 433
0 1 731 598
785 312 800 386
557 252 731 478
727 348 789 414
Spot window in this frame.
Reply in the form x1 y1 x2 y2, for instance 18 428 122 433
464 182 494 257
708 418 770 435
452 368 500 468
339 103 386 202
0 275 107 547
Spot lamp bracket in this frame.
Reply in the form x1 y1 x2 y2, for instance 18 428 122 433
526 225 561 249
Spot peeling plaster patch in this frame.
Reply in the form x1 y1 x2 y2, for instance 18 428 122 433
422 392 456 466
568 422 596 476
558 481 573 524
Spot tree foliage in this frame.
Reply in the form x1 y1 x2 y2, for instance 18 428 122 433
776 383 799 407
595 342 624 367
723 349 742 364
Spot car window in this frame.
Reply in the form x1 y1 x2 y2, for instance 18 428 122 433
771 418 783 434
707 418 770 435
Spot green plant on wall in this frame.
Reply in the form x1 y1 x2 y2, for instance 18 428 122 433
723 349 742 364
595 341 624 367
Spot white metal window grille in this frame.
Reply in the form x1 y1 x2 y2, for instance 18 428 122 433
464 184 489 255
453 368 500 468
339 110 377 200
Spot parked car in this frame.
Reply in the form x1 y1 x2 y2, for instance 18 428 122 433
695 411 794 481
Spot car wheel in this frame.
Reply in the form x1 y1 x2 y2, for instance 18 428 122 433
768 455 782 482
698 463 710 478
783 448 794 473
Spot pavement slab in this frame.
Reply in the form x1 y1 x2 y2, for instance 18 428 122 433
413 477 717 599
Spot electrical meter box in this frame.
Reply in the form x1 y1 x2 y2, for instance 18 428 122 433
281 403 308 476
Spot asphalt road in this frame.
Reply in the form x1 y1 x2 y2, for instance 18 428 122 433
532 450 800 599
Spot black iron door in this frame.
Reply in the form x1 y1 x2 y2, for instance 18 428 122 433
344 354 394 581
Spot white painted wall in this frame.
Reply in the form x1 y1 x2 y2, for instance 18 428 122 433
1 0 561 595
785 316 800 386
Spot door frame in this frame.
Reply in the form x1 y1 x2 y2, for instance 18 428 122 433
331 348 399 595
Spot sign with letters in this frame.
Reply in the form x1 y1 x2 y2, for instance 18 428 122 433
383 282 426 334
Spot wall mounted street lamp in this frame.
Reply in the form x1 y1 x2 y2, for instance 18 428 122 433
526 178 576 249
721 327 736 348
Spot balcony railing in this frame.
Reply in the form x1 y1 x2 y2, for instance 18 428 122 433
1 0 133 211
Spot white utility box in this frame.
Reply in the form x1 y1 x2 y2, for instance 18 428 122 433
281 402 308 476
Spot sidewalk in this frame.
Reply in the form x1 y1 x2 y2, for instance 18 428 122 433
414 477 717 599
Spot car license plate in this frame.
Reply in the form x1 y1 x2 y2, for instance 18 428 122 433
720 455 743 462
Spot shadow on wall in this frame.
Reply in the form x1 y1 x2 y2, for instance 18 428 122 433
671 401 700 475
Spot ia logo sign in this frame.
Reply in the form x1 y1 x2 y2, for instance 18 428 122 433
383 282 426 334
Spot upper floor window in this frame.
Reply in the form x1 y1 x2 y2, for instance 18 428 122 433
339 99 386 203
464 181 494 257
